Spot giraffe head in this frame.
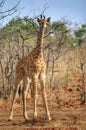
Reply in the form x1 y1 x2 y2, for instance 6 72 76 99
37 15 50 28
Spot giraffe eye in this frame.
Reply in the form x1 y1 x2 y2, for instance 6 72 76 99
39 22 41 25
37 18 40 23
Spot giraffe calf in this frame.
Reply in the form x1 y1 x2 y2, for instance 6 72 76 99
8 15 51 121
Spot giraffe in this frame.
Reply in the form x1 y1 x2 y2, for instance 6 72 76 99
8 15 51 121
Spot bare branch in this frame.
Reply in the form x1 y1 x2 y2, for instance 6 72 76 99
40 4 49 15
0 0 21 20
0 0 6 7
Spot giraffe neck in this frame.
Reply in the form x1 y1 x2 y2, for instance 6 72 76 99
34 25 45 57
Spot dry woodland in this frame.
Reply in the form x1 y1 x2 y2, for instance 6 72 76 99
0 2 86 129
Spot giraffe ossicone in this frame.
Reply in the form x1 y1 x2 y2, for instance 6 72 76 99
8 15 51 121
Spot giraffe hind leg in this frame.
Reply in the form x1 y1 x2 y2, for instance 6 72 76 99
22 76 30 121
32 74 39 120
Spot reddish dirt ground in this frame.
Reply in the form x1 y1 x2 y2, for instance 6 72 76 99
0 97 86 130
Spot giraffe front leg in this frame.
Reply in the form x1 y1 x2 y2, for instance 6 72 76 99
32 74 38 120
40 73 51 120
8 85 19 121
22 76 29 121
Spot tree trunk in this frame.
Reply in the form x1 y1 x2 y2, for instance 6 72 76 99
50 56 55 88
0 61 5 90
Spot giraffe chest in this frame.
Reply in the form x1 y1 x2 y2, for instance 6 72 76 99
28 58 46 73
16 56 46 79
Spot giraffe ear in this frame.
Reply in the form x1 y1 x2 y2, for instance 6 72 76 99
37 18 40 23
47 17 51 22
37 18 41 25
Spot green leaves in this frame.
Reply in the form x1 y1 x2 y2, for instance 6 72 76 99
2 16 38 34
1 16 86 48
51 21 68 33
74 24 86 45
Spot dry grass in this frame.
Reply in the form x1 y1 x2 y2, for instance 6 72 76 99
0 90 86 130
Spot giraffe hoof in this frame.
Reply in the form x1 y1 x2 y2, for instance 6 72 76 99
33 117 38 122
49 118 51 121
25 119 29 123
25 119 29 122
48 116 52 121
24 116 29 122
8 118 13 122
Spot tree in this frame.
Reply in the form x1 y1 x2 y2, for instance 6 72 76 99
75 43 86 103
44 19 71 88
74 24 86 45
